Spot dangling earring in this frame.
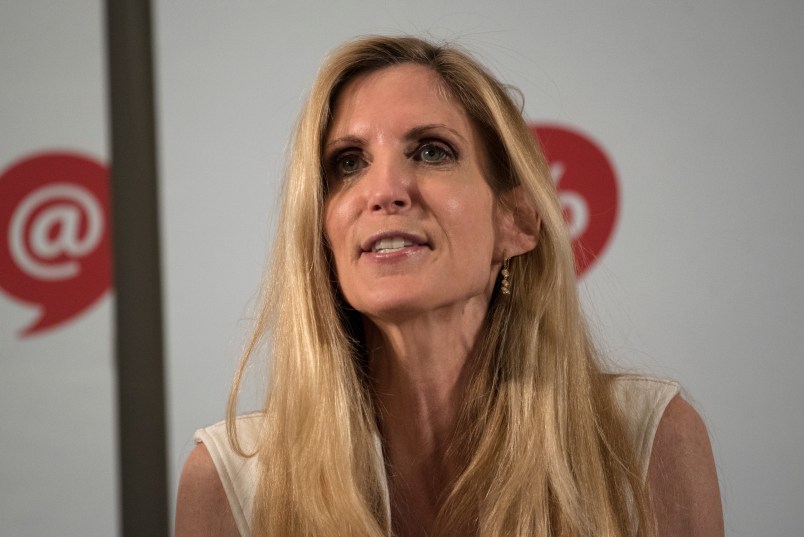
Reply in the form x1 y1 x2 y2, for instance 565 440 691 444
501 256 511 295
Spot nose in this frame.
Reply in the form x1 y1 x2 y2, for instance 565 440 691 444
365 156 412 213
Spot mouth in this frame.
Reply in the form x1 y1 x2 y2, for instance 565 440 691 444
361 232 429 254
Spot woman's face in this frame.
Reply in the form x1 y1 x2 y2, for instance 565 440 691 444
323 64 506 323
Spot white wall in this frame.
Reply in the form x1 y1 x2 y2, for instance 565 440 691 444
0 2 118 536
1 1 801 535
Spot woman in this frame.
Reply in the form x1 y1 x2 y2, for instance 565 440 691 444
176 36 723 536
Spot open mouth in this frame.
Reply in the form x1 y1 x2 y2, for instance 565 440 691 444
372 236 415 253
362 232 429 255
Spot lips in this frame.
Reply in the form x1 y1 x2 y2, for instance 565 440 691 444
361 231 429 254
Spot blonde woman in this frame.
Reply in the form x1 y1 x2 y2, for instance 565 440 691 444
176 36 722 536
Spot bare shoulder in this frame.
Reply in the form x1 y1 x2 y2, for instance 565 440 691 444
175 443 240 537
647 395 724 537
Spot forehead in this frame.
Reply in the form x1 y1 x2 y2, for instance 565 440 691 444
326 64 475 140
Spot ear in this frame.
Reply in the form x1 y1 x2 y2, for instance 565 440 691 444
494 185 540 260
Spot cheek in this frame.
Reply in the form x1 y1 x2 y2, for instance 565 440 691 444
433 178 491 215
323 197 348 253
443 187 497 240
323 196 359 294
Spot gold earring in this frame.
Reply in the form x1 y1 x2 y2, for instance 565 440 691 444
501 256 511 295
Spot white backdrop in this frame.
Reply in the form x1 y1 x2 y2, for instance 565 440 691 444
0 2 117 536
2 1 803 535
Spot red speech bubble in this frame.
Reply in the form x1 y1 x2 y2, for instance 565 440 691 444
530 125 619 277
0 152 111 336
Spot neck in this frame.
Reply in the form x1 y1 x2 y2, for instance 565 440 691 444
365 305 486 534
367 306 485 449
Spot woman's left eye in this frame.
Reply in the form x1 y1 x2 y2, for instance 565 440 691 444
415 143 454 164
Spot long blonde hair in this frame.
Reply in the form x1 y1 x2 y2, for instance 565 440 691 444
228 35 655 536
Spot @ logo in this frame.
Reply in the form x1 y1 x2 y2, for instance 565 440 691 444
530 125 619 277
0 152 111 336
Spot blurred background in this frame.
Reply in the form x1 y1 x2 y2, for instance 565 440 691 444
1 1 802 535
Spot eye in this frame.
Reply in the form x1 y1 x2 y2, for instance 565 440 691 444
330 152 365 178
415 142 455 164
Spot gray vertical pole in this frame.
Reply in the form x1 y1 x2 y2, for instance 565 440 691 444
105 0 169 535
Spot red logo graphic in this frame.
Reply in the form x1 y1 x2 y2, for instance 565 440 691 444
0 152 111 336
530 125 619 277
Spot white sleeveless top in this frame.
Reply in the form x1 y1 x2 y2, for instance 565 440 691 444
194 375 680 536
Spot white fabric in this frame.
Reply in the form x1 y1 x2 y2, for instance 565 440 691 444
194 375 680 536
194 414 262 537
610 375 681 480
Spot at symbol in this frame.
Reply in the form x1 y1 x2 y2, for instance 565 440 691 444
9 183 105 280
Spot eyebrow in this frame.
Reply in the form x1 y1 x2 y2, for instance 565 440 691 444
325 123 468 149
407 124 467 143
325 134 365 150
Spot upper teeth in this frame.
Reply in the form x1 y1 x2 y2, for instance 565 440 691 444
372 237 413 252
